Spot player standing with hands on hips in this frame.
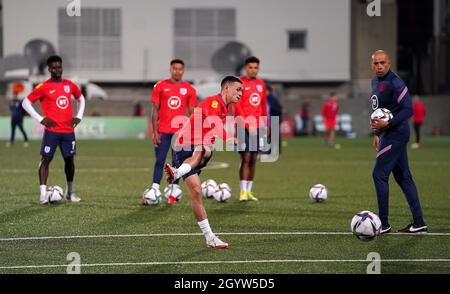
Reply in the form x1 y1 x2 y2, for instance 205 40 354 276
369 50 427 234
22 55 85 204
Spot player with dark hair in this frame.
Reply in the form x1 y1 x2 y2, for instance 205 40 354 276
143 59 197 205
164 75 242 248
369 50 427 234
234 56 268 201
22 55 85 204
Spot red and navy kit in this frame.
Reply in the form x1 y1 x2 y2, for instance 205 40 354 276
175 95 230 147
151 79 197 134
234 76 268 129
27 79 81 133
413 101 426 125
370 70 425 227
173 94 231 180
321 99 339 129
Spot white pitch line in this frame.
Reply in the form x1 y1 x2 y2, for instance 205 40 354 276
1 231 449 242
0 162 229 174
1 259 450 270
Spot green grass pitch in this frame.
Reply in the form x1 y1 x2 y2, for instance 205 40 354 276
0 137 449 274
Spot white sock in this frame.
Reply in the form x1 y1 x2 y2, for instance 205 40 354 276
247 181 253 192
198 219 214 240
151 183 160 190
40 185 47 197
177 163 192 179
240 180 248 192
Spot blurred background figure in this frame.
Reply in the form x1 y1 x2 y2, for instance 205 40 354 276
7 82 28 147
321 92 339 145
266 84 283 154
411 95 426 149
133 99 145 117
300 99 311 136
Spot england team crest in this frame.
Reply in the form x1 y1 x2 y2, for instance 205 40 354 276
64 85 70 93
180 88 187 95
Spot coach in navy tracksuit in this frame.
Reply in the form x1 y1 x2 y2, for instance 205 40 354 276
8 93 29 147
369 50 427 234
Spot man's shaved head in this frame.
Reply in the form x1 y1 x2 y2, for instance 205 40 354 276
371 50 391 77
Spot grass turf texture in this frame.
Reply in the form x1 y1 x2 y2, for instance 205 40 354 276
0 137 449 274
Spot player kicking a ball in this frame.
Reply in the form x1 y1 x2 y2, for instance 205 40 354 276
22 55 85 204
164 76 242 249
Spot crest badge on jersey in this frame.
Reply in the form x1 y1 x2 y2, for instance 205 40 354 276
371 95 379 110
256 85 263 92
44 146 51 154
180 88 187 95
64 85 70 93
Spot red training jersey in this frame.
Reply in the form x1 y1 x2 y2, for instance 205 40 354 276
175 95 231 146
413 101 426 124
27 79 81 133
321 99 339 121
234 76 268 128
151 79 197 134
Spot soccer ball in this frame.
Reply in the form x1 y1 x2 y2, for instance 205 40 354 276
201 179 218 198
309 184 327 202
142 188 162 205
350 210 382 241
371 108 393 122
213 183 232 202
163 184 183 202
47 185 64 203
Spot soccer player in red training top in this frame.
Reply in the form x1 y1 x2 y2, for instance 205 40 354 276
164 76 242 249
411 95 426 149
143 59 197 205
234 56 268 201
22 55 85 204
321 92 339 145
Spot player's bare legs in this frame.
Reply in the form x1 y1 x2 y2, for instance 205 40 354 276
38 156 52 204
64 156 80 202
239 152 258 201
184 174 207 221
184 173 228 249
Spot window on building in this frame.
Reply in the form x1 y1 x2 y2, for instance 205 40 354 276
288 30 307 50
174 8 236 69
58 8 121 70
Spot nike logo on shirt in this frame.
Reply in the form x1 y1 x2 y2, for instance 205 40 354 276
50 90 56 94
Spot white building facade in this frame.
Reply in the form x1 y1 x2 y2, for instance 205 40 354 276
3 0 350 82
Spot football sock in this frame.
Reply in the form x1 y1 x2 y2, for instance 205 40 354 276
240 180 248 192
177 163 191 179
40 185 47 197
247 181 253 192
198 219 214 240
66 182 73 195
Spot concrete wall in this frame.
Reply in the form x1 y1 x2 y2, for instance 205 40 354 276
2 0 350 82
351 0 397 96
